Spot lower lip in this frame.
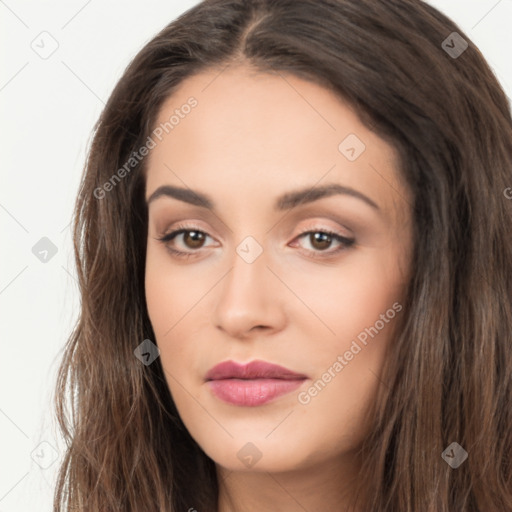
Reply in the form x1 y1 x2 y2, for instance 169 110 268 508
207 378 305 406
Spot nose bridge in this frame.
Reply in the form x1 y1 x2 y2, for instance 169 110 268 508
223 234 270 304
213 233 285 336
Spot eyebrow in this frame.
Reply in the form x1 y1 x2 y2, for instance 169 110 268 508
146 183 380 212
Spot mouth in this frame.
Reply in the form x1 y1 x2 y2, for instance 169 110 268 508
205 359 307 407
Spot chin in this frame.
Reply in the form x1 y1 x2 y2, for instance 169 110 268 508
197 435 319 473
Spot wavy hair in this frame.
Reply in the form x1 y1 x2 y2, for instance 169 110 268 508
54 0 512 510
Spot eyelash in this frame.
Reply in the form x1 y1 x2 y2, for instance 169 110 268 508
155 223 355 260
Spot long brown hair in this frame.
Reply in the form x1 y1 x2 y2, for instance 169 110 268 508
54 0 512 510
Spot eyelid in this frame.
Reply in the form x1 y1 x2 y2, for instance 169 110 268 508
292 219 352 238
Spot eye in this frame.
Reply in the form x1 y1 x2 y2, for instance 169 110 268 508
291 229 355 259
155 225 355 260
155 224 215 259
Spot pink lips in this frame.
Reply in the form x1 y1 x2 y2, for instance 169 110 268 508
205 360 307 407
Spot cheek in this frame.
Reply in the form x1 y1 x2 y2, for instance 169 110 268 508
144 247 214 387
293 309 399 452
145 249 188 373
287 250 405 428
291 248 406 441
287 251 404 351
144 245 209 338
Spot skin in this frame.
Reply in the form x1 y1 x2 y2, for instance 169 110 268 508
144 63 414 512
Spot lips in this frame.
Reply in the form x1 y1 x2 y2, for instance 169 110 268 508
205 360 307 406
205 360 306 381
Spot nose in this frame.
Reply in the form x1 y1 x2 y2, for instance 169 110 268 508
212 242 287 340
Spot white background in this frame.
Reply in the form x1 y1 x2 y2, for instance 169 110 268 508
1 1 511 510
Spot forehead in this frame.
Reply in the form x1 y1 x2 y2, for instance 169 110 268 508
145 64 410 220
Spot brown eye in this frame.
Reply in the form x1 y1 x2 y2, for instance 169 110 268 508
292 229 355 259
156 225 218 260
309 232 333 251
182 230 206 249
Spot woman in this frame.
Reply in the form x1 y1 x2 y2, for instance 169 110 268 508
54 0 512 510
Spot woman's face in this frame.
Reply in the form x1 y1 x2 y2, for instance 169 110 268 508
144 64 413 474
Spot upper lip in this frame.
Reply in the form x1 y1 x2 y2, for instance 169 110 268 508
205 360 307 381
